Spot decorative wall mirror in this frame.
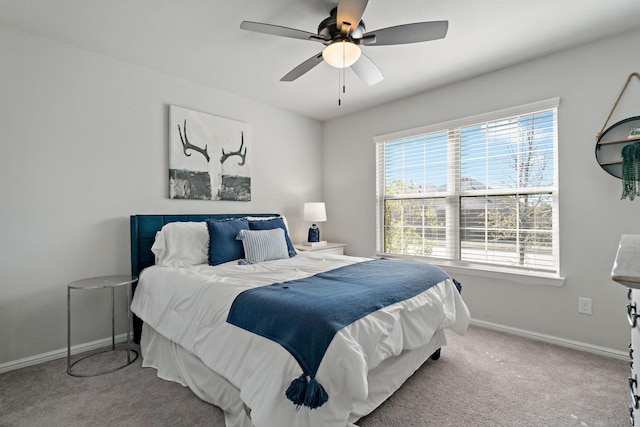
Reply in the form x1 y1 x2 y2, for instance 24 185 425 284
596 115 640 179
595 73 640 189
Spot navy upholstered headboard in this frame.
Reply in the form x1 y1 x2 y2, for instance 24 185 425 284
129 213 279 342
130 213 279 279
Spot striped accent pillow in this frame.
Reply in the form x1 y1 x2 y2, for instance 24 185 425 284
236 228 290 264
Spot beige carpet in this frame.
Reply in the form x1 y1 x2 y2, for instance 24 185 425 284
0 325 630 426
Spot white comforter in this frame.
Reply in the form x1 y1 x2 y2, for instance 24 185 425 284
131 252 470 427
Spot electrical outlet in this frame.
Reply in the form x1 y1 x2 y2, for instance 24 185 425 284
578 297 592 315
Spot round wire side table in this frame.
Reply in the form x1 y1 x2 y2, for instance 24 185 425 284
67 275 139 377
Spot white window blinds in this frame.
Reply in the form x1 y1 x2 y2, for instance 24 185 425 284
375 98 559 275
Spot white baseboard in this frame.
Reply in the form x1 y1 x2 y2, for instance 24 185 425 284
0 333 131 375
471 319 628 360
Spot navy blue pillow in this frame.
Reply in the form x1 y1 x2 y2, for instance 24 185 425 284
248 218 297 257
206 218 249 265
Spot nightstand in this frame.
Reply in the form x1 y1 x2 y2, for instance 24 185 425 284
294 242 348 255
67 275 139 377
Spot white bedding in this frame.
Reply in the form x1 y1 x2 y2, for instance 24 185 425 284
131 252 470 427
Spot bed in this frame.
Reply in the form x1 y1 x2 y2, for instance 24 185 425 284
129 213 470 427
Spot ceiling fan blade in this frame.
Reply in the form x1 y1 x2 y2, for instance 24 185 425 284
351 53 383 86
363 21 448 46
240 21 326 42
337 0 369 34
280 52 325 82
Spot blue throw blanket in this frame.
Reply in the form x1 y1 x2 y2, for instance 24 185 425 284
226 258 450 409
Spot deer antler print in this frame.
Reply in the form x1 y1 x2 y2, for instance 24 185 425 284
178 119 210 162
220 132 247 166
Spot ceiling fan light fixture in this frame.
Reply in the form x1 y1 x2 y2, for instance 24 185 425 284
322 41 361 68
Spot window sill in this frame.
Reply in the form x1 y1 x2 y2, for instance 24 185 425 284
378 254 565 287
441 263 565 287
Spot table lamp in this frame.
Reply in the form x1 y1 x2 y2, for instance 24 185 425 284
304 202 327 245
612 234 640 288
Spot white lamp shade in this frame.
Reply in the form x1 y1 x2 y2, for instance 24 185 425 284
322 41 361 69
304 202 327 222
612 234 640 288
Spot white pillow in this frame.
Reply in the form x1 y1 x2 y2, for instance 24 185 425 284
152 222 209 267
236 228 289 264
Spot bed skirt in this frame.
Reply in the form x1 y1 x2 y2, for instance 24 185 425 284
140 323 447 427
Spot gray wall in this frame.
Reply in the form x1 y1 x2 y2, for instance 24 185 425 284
322 28 640 353
3 21 640 369
0 25 323 367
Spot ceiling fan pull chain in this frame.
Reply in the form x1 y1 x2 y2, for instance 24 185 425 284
342 42 347 94
338 68 342 106
338 43 344 106
343 67 346 94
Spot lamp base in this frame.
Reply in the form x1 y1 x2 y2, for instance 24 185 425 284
308 224 320 243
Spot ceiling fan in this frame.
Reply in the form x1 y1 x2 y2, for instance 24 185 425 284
240 0 448 86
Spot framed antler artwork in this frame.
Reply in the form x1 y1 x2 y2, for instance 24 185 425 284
168 105 250 201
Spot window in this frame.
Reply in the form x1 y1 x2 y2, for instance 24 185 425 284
375 98 559 275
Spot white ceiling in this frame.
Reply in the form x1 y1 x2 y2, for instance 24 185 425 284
2 0 640 121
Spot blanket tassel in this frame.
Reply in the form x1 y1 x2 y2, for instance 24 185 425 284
285 374 329 410
286 374 308 409
304 377 328 409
